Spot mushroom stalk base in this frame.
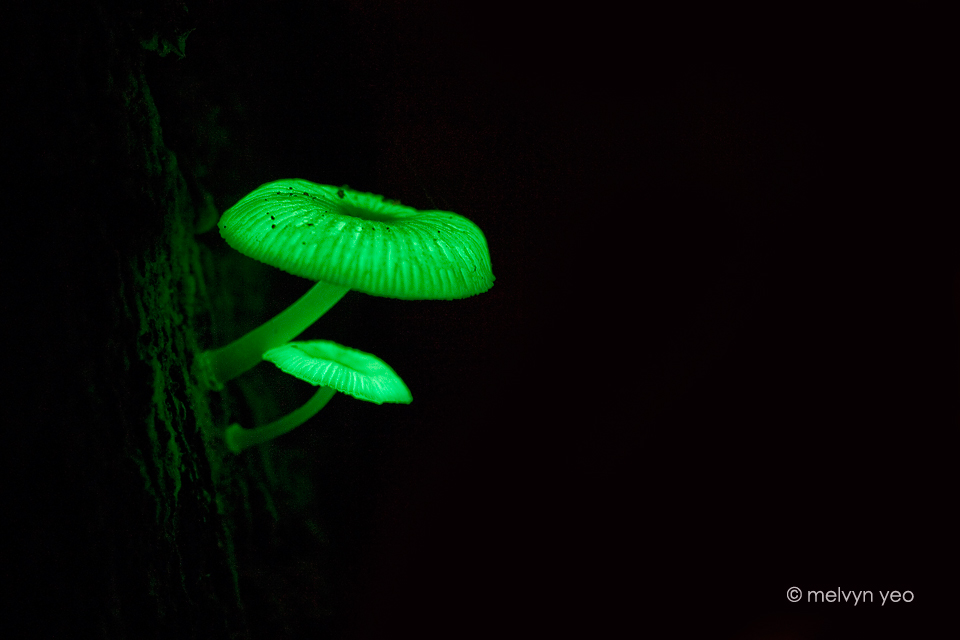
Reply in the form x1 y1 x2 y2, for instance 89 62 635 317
225 386 336 453
199 280 350 389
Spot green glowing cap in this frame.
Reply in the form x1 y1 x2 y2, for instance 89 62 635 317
263 340 412 404
219 179 494 300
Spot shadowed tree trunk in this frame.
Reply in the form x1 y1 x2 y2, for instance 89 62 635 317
5 2 252 636
4 2 387 635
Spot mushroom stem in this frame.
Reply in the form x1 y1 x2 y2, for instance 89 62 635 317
225 386 336 453
199 280 350 389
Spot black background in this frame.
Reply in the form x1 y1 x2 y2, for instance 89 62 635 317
4 1 955 638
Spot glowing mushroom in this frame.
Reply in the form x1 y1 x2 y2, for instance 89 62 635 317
197 179 494 390
225 340 411 453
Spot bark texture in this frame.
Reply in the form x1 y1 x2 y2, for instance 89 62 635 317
4 2 283 636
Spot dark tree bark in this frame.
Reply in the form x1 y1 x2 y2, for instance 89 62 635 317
4 2 380 635
4 2 249 636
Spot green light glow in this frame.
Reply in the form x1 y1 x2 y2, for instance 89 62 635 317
202 178 494 453
225 386 336 454
198 179 494 390
218 179 494 300
197 281 349 390
264 340 412 405
225 341 410 452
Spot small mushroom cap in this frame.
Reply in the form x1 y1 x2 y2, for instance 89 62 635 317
263 340 412 404
219 179 494 300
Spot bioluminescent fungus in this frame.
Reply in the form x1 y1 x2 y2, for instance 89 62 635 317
197 179 494 390
265 341 412 404
225 340 411 453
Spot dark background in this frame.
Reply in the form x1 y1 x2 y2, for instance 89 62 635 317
4 1 955 638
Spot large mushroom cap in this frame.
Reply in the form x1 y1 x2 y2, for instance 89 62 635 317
263 340 412 404
219 179 494 300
